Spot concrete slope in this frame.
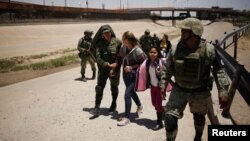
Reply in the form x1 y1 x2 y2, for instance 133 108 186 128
0 66 204 141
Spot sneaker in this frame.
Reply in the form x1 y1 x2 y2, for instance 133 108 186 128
152 123 164 131
117 117 124 121
90 108 100 116
82 77 87 82
117 118 130 126
136 105 143 116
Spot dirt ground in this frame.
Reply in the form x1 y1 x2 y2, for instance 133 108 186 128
0 63 79 87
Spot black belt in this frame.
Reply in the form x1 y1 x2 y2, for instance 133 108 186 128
175 83 208 92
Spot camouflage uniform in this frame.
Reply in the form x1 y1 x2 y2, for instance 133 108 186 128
152 33 160 48
91 25 122 116
159 18 229 141
77 30 96 81
139 29 153 56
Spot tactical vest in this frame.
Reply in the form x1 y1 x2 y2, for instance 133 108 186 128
99 38 120 63
173 40 210 89
78 38 92 58
141 35 153 53
80 38 92 49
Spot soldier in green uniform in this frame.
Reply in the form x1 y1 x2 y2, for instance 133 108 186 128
77 30 96 82
152 33 160 49
159 18 230 141
90 25 122 117
139 29 153 56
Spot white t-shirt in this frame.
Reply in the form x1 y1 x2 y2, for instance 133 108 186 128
149 64 158 87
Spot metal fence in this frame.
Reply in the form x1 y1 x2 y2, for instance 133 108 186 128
213 22 250 118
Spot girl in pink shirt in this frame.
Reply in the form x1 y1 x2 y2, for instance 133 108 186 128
136 46 172 130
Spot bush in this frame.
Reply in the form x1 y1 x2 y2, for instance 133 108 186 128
0 54 80 72
51 59 66 67
30 62 52 70
0 59 15 72
11 65 30 71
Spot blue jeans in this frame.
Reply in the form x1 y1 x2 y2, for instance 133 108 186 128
123 70 142 118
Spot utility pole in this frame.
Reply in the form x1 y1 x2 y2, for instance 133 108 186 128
102 3 105 10
65 0 67 7
86 0 88 9
42 0 45 19
127 0 128 9
9 0 11 20
120 0 121 9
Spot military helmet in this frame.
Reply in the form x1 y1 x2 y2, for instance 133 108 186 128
84 30 93 36
145 29 150 35
179 18 203 37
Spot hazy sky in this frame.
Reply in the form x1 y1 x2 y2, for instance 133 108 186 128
13 0 250 10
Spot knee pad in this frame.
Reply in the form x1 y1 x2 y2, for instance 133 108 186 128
92 68 96 72
193 113 205 126
165 115 178 131
95 85 103 95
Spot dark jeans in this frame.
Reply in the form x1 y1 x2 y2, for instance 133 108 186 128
123 70 142 118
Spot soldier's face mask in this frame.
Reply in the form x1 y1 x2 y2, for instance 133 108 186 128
181 29 192 41
103 32 111 41
177 40 188 50
181 29 199 48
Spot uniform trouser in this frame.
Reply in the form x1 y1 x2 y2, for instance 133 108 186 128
150 86 163 112
164 86 210 141
95 67 120 108
81 56 96 77
123 71 142 118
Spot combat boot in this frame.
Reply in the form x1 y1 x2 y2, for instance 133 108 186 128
91 70 96 80
109 89 118 114
193 132 202 141
90 107 100 117
153 112 164 131
166 128 178 141
109 102 117 114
